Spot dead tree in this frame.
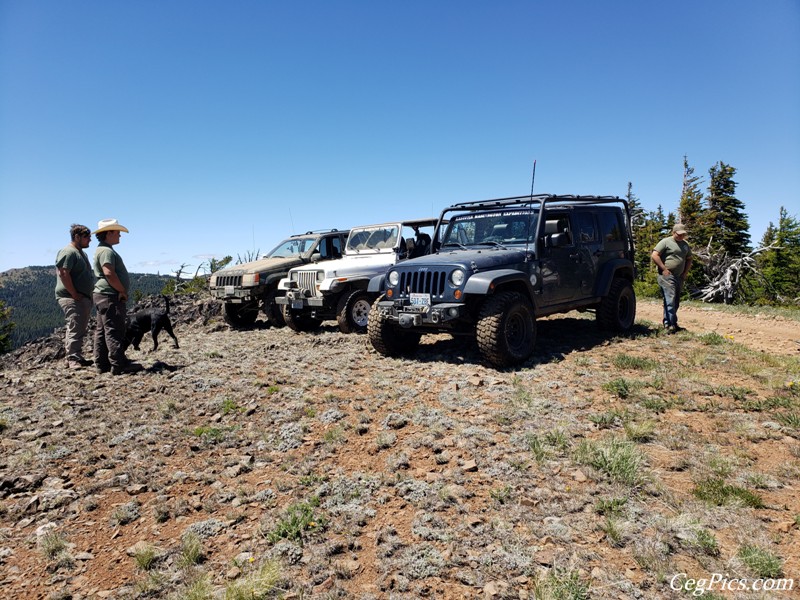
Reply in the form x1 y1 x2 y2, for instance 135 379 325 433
692 241 779 304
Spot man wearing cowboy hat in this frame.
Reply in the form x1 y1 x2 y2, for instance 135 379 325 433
651 223 693 334
92 219 142 375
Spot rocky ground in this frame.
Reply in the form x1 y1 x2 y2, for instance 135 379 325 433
1 295 799 599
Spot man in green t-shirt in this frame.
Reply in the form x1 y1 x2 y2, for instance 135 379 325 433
92 219 142 375
55 224 94 368
651 223 693 334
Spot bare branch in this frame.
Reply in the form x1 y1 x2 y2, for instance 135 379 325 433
692 242 780 304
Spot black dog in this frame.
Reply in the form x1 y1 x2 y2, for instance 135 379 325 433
125 296 179 352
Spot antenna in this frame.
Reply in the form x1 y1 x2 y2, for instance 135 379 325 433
524 159 537 259
288 207 295 232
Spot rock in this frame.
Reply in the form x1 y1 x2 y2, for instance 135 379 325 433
226 566 241 579
125 541 160 556
484 581 500 596
777 521 796 533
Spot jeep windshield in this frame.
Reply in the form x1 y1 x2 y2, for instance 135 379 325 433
266 237 316 259
345 225 400 254
441 209 539 248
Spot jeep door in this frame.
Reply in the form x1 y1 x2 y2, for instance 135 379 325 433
539 211 596 304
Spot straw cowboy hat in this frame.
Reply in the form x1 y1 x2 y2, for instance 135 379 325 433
93 219 130 234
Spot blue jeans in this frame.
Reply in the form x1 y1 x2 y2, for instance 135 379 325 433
658 274 683 328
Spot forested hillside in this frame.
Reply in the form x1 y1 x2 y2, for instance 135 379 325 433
0 266 173 349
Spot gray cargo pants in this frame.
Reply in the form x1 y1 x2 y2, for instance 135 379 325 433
58 296 92 361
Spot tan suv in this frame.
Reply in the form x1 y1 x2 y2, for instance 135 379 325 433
209 229 349 328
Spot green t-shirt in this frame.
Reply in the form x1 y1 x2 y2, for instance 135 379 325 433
55 244 94 299
654 236 692 277
93 243 130 296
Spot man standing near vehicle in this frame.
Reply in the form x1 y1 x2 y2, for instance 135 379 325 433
55 224 94 369
92 219 142 375
651 223 692 334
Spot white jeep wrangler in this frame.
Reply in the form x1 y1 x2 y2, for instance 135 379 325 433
276 218 437 333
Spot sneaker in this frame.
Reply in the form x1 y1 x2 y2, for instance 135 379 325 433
668 325 679 334
111 362 144 376
66 360 84 370
76 357 94 367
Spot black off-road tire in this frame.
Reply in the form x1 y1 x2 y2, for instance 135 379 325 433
367 297 421 356
476 291 536 368
263 288 286 328
337 290 372 334
597 278 636 331
223 301 259 328
282 305 323 333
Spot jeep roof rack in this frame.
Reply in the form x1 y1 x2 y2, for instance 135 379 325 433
292 228 344 236
443 194 624 212
349 218 438 230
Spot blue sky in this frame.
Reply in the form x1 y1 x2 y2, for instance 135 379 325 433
1 1 798 275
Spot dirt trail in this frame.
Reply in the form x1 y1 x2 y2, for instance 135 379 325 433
636 298 800 357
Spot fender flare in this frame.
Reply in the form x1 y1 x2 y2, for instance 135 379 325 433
368 273 386 293
595 260 634 296
463 269 536 296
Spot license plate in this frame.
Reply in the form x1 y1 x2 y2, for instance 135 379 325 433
291 300 304 310
224 285 234 295
409 293 431 307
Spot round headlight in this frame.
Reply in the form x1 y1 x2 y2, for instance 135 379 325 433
388 270 400 286
290 271 298 281
450 269 465 286
316 270 325 282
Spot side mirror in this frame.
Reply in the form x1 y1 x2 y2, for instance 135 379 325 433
547 232 570 248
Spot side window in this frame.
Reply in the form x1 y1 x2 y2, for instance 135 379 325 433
598 212 625 245
574 213 598 243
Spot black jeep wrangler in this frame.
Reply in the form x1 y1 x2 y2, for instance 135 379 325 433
367 195 636 368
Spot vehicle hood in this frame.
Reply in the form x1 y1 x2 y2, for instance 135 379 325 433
216 256 302 275
293 253 398 280
396 248 530 272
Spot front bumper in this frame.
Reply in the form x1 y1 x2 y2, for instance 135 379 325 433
374 299 466 328
275 289 328 309
209 286 258 302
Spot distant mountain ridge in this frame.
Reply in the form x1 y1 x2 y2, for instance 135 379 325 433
0 266 173 349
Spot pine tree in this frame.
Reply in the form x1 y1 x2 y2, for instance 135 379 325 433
678 155 705 243
705 162 751 255
758 207 800 303
641 205 669 281
0 300 14 354
676 156 707 291
626 182 651 282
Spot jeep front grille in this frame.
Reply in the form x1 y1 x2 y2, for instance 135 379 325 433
397 270 447 298
295 271 320 297
214 274 242 287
